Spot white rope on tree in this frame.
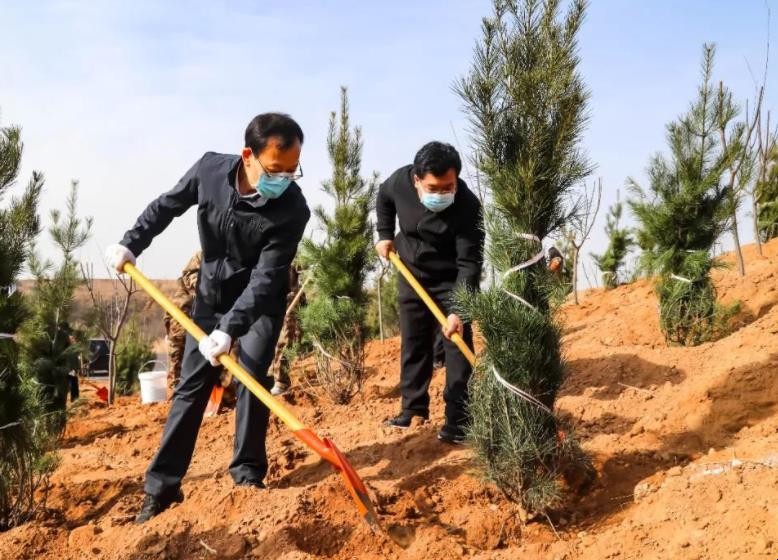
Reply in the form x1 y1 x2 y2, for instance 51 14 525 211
491 366 553 415
491 232 554 415
671 250 704 284
670 274 692 283
500 233 546 312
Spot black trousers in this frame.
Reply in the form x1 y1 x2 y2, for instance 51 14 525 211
398 276 474 429
433 331 446 365
144 313 283 500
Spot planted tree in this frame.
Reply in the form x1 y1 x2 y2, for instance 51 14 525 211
716 83 761 276
366 263 400 341
0 114 52 531
300 87 378 403
457 0 594 512
563 178 601 303
630 44 738 346
81 262 137 405
755 114 778 244
592 195 634 289
18 182 92 435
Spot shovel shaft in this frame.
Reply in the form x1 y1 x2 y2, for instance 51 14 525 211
388 252 477 367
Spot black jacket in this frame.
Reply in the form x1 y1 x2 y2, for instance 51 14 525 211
376 165 484 298
120 152 310 339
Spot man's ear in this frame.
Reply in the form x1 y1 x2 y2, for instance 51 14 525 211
241 147 253 161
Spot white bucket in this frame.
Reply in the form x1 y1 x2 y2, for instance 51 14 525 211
138 370 167 404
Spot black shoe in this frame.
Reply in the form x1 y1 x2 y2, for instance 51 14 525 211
384 411 428 429
235 480 266 489
135 489 184 524
437 425 466 445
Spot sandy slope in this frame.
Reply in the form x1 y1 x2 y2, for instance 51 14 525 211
2 242 778 560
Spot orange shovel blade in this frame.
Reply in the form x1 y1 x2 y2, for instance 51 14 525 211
325 438 380 528
293 428 380 529
204 385 224 417
96 386 108 403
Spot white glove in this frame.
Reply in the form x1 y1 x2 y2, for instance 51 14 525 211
105 244 136 273
198 330 232 366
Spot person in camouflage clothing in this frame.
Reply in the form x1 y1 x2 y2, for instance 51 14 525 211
269 264 305 396
164 251 238 409
165 252 302 402
164 251 202 390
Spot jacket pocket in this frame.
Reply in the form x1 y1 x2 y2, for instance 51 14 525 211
218 258 251 310
197 259 220 310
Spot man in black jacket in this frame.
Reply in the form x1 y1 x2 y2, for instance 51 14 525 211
375 142 483 444
105 113 310 523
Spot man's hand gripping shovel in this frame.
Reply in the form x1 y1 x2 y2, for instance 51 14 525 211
123 263 380 529
387 252 476 367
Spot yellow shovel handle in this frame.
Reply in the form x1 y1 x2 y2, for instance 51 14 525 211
387 252 476 367
123 262 305 432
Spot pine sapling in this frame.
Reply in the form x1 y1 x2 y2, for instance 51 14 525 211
457 0 595 513
592 196 634 289
630 44 739 345
300 87 378 404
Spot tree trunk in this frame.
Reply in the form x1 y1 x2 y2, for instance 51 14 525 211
572 247 580 305
731 211 746 276
753 194 763 257
108 341 117 405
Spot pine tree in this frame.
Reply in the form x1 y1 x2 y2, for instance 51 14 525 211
630 45 738 346
756 144 778 242
0 114 50 530
592 199 634 289
565 179 601 304
300 87 378 404
18 181 92 434
456 0 594 512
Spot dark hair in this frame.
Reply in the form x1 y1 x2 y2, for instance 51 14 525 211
412 141 462 178
245 113 304 155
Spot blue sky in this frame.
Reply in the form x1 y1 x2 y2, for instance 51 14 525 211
1 0 775 283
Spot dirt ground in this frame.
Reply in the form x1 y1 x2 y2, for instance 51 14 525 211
2 241 778 560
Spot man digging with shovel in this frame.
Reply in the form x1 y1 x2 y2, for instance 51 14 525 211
105 113 310 523
375 142 484 444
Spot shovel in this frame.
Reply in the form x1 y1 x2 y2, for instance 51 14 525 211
123 262 380 528
82 380 109 403
388 252 476 366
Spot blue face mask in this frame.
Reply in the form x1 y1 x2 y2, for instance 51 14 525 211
420 191 455 213
258 174 292 199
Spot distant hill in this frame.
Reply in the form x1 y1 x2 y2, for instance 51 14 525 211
17 278 179 341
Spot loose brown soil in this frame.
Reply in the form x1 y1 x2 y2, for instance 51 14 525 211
3 242 778 560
